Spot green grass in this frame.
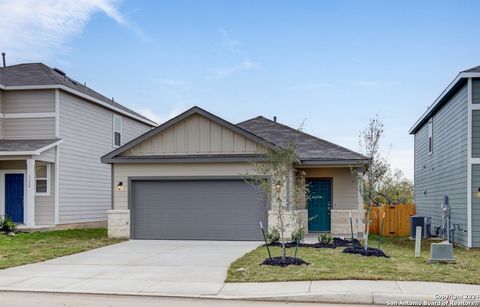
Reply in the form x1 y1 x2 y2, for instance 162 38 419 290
0 228 125 269
227 236 480 284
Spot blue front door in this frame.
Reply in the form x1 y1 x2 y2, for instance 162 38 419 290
5 174 24 223
307 179 331 232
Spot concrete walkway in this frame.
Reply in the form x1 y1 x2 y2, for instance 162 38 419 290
0 240 479 305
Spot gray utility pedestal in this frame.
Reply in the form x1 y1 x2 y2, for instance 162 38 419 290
428 241 455 263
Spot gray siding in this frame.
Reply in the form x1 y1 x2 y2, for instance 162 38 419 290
471 164 480 247
0 90 3 138
472 110 480 157
3 90 55 113
36 147 56 162
35 162 55 226
58 91 151 224
414 84 468 246
3 118 55 139
473 79 480 104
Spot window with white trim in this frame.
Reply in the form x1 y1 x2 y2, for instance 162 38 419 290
428 118 433 155
35 163 50 196
113 114 122 147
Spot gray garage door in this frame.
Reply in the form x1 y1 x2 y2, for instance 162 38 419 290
131 179 267 240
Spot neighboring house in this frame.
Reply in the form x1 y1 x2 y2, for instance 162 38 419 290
0 63 156 228
410 65 480 248
102 106 368 240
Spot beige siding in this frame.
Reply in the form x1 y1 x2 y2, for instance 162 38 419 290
123 114 265 156
302 167 361 210
3 90 55 113
58 91 151 224
113 163 256 210
35 162 55 225
4 118 55 139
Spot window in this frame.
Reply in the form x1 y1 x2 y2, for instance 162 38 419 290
113 114 122 147
35 163 50 196
428 118 433 155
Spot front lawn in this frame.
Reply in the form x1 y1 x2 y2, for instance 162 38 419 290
0 228 125 269
227 236 480 284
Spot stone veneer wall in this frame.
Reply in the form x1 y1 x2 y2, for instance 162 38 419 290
107 209 130 238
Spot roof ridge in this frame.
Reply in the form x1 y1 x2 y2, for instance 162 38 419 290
240 116 366 159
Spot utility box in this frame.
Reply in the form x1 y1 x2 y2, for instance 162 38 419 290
410 215 431 239
428 241 455 263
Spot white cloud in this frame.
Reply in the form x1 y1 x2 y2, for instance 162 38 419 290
0 0 142 63
219 29 241 53
212 58 260 77
383 148 414 180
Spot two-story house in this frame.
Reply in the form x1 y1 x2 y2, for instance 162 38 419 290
410 65 480 248
0 63 156 228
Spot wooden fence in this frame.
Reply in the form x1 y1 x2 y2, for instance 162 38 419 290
369 204 416 236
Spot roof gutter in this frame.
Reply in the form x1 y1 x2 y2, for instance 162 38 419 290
300 159 369 166
0 84 157 126
409 71 480 134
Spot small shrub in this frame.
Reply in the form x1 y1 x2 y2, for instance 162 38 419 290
0 216 17 234
291 228 305 243
318 233 332 244
267 228 280 244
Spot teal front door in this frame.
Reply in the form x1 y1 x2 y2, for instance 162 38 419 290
307 179 331 232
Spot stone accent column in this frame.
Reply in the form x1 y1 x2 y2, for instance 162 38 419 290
331 209 365 239
268 209 308 239
107 209 130 238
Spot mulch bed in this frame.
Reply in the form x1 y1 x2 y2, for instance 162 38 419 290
342 246 390 258
267 237 361 249
261 256 310 267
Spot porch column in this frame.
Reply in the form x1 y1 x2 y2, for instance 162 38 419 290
25 159 35 227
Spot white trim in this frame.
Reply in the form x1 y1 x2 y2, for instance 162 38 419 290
0 139 64 156
3 112 56 119
25 159 35 227
410 71 480 134
55 89 60 137
113 114 122 147
34 162 51 197
54 146 59 224
467 78 473 248
0 84 156 126
0 169 27 223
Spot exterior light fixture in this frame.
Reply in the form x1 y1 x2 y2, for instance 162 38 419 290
117 181 124 191
275 181 282 193
477 187 480 193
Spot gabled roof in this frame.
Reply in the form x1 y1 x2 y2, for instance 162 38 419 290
0 139 62 156
0 63 156 126
101 106 278 163
409 65 480 134
103 106 368 166
238 116 368 164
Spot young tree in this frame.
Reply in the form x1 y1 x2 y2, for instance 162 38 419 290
359 116 389 249
245 141 309 260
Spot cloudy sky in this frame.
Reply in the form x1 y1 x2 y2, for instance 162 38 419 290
1 0 479 179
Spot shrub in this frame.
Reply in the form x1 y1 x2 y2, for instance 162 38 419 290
267 227 280 244
291 228 305 243
0 216 17 234
318 233 332 244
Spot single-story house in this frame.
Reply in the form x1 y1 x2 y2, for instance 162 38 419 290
102 106 368 240
409 65 480 248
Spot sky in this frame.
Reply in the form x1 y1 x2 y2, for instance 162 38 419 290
1 0 480 180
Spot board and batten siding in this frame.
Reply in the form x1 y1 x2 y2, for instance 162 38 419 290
472 79 480 104
58 91 151 224
3 90 55 113
414 84 468 246
122 113 264 156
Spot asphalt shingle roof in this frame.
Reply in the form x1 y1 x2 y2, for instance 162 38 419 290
237 116 368 162
0 139 60 152
463 65 480 73
0 63 154 124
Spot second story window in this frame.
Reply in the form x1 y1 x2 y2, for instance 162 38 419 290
428 118 433 155
113 114 122 147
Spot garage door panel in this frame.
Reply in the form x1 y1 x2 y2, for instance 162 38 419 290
132 180 267 240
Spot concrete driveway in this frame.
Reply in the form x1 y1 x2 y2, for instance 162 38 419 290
0 240 260 296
